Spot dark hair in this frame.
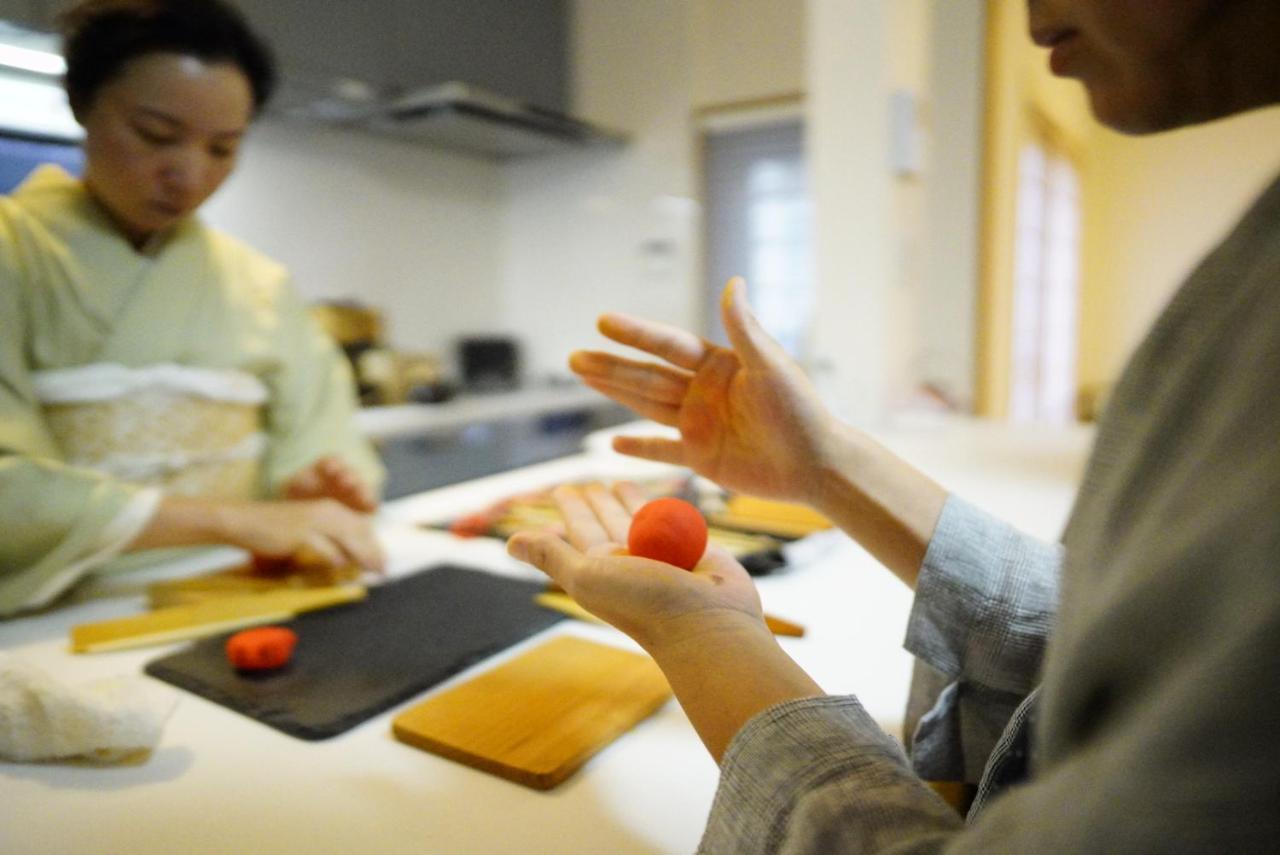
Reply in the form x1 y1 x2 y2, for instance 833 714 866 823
59 0 277 118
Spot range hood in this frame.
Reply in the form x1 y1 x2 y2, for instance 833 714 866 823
361 82 627 160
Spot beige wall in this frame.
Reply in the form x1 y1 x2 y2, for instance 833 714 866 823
806 0 898 423
979 1 1280 418
977 0 1090 417
1079 109 1280 396
689 0 806 109
499 0 811 378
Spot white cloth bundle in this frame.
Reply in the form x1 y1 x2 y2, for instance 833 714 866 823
0 654 178 763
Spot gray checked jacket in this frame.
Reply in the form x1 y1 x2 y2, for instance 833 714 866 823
697 171 1280 853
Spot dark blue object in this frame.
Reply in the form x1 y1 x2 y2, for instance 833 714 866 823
0 132 84 193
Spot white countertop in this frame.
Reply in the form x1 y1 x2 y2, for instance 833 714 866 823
0 417 1091 854
356 385 616 441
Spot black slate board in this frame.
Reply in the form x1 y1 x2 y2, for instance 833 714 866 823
144 564 564 740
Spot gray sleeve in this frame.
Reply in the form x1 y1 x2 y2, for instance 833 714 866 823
700 684 1270 854
699 696 963 854
906 494 1061 693
902 495 1062 782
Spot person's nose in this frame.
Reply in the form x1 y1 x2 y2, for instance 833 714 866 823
158 146 208 199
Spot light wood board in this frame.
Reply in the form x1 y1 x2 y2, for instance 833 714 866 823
392 636 671 790
148 563 361 608
71 585 366 653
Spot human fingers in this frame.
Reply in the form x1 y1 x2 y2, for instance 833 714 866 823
583 482 633 544
309 501 386 573
507 530 586 591
284 459 366 510
283 462 324 499
552 485 612 551
719 277 789 369
613 481 650 515
580 377 681 426
333 471 378 513
327 522 386 574
610 435 688 467
597 313 712 372
296 533 346 569
569 351 691 405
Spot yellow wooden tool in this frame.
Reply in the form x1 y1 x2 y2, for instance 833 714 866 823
71 585 367 653
147 563 360 608
707 495 833 539
393 636 672 790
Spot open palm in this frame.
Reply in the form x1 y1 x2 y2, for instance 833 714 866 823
570 278 835 503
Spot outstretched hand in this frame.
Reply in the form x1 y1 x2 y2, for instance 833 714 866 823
569 278 835 504
507 482 765 651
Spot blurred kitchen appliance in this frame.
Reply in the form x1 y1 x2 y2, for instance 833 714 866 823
310 301 382 360
458 336 520 392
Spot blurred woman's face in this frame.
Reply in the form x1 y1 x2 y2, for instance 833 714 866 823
78 53 253 247
1027 0 1258 133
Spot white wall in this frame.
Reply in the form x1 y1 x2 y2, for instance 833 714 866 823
688 0 806 107
497 0 816 381
201 118 507 359
201 0 811 384
919 1 985 409
806 0 896 423
496 0 697 380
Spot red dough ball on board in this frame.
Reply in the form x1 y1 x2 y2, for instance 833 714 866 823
226 626 298 671
627 498 709 571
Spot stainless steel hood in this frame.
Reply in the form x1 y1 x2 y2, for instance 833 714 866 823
362 82 627 160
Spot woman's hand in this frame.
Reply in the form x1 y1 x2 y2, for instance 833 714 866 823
221 498 385 573
128 494 385 574
507 481 823 761
282 455 378 512
509 482 765 649
569 278 837 505
572 277 951 587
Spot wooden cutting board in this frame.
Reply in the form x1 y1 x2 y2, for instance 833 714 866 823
392 635 671 790
71 585 366 653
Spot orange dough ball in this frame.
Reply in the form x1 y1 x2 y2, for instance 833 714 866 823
226 626 298 671
627 498 709 571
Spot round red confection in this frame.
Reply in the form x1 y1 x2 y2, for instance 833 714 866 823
226 626 298 671
627 498 709 571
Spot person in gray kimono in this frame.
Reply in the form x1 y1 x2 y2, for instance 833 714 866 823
507 0 1280 851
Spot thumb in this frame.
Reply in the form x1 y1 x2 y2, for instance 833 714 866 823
507 531 583 587
720 277 786 368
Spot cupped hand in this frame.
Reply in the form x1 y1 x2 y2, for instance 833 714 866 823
283 455 378 512
569 277 836 504
507 482 765 651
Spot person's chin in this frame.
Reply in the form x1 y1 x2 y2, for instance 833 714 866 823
1085 85 1176 136
138 208 186 234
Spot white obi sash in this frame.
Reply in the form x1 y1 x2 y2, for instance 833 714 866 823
33 363 268 499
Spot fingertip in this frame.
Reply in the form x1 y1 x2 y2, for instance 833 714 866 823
507 531 534 562
720 276 745 310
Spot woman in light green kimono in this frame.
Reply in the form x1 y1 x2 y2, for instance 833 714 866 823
0 0 384 615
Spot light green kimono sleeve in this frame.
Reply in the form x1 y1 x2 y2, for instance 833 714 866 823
257 279 385 498
0 204 155 616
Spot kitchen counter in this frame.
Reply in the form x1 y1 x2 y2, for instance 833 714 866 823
356 384 617 441
0 417 1090 854
360 385 632 499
